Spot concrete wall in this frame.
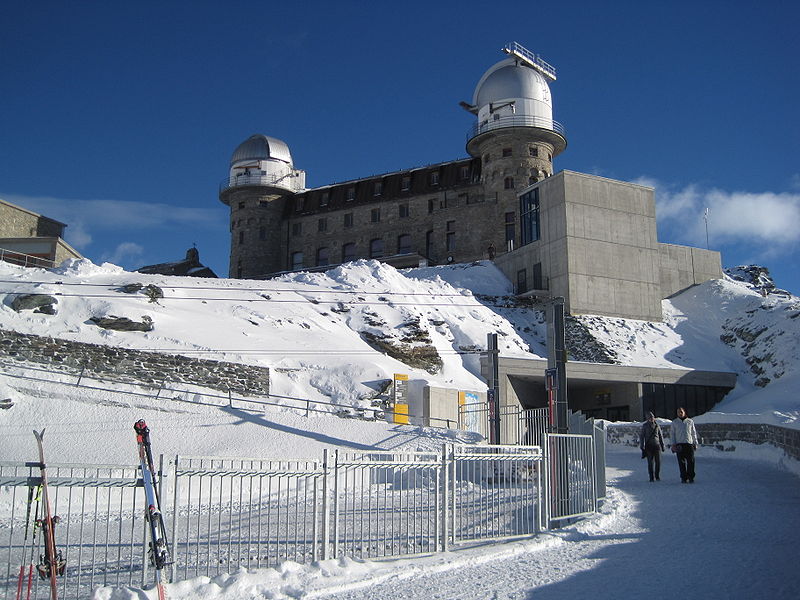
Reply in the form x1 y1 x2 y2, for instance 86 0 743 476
561 171 662 321
659 243 723 298
423 386 486 428
0 329 270 398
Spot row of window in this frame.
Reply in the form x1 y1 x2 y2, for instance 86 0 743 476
484 146 552 164
288 220 459 270
294 166 474 212
290 233 414 269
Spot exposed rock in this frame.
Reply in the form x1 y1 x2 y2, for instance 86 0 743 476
360 331 443 374
118 283 164 303
89 315 154 332
11 294 58 313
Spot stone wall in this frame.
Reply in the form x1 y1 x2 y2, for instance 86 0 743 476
0 329 269 397
607 422 800 461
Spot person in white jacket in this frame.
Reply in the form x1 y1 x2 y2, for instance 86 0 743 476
671 407 699 483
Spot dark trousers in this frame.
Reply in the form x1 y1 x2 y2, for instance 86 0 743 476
675 444 696 482
645 446 661 480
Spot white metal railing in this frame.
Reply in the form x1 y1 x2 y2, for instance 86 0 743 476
0 248 55 269
1 441 596 596
468 115 566 141
219 172 304 194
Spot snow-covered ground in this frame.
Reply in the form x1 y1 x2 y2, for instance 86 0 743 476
1 258 799 599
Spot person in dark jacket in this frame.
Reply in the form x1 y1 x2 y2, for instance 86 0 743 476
671 406 699 483
639 411 665 482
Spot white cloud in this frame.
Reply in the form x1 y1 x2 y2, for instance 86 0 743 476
101 242 145 267
637 179 800 252
1 193 226 250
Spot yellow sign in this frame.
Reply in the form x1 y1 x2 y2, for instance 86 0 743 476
394 403 409 424
394 374 409 381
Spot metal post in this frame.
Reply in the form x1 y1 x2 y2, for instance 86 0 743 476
486 333 501 444
169 456 180 584
441 445 449 552
321 449 330 560
546 298 569 434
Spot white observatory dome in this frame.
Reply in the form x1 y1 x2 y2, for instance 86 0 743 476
230 134 293 167
471 57 554 132
223 134 306 194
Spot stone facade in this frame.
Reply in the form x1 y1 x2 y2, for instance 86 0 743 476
0 329 269 397
0 198 65 239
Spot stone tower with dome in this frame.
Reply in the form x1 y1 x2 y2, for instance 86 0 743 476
219 43 722 322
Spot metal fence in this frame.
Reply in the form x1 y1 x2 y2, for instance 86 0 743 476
1 440 597 597
0 461 145 600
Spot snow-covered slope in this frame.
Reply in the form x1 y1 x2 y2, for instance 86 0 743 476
1 257 798 463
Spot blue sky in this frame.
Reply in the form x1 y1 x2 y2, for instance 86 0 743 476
1 1 798 293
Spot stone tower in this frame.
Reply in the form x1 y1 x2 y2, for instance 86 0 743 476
219 134 306 278
462 42 567 251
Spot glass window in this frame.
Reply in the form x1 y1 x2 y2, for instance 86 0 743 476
346 187 355 201
291 251 303 270
502 147 512 157
505 212 515 246
533 262 543 289
370 238 384 258
374 181 383 196
397 234 411 254
342 242 356 263
430 172 439 186
425 230 434 259
238 231 244 245
459 165 470 179
238 202 245 209
316 247 329 266
446 220 456 252
529 146 538 157
291 222 302 236
343 213 354 228
318 218 327 232
295 197 305 211
371 208 380 223
320 191 330 207
259 226 266 240
401 176 411 191
520 188 541 245
504 177 515 190
428 198 435 214
399 203 409 218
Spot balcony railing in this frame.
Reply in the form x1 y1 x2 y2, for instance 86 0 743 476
219 172 304 194
468 115 565 141
0 247 55 268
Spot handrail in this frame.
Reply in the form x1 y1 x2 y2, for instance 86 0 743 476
219 172 304 193
468 115 566 141
0 247 55 269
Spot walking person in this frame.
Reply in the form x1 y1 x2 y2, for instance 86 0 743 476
639 412 665 481
671 407 699 483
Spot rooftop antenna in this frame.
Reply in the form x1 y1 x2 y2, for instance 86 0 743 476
703 208 710 249
502 41 557 81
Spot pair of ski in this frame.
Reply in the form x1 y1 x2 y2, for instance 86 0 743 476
16 431 66 600
19 423 169 600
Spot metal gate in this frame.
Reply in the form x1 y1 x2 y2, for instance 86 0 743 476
542 433 597 524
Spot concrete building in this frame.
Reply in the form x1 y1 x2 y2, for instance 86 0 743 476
0 198 82 268
219 42 720 323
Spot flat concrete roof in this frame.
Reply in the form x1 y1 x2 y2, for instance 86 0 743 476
485 356 737 389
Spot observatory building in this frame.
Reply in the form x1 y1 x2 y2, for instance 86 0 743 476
219 42 721 323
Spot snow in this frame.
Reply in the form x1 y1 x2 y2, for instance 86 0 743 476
1 258 799 598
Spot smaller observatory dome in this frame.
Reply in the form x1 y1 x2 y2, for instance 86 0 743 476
473 58 551 109
230 134 293 166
